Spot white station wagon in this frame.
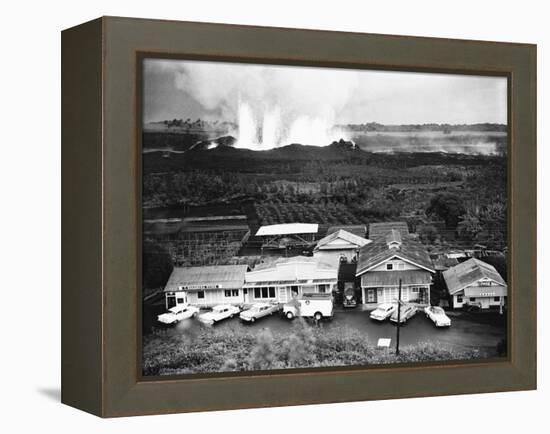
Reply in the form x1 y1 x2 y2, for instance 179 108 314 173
369 303 397 321
390 304 417 324
198 304 240 325
157 304 200 325
239 303 280 323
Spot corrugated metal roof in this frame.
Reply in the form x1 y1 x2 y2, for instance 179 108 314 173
327 225 367 238
361 270 432 286
443 258 506 295
314 229 371 251
164 265 248 292
356 235 434 275
246 256 337 283
368 221 409 239
256 223 318 236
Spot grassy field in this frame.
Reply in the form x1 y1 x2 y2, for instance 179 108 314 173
142 320 495 376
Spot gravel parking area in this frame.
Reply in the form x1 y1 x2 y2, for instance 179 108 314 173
146 306 506 352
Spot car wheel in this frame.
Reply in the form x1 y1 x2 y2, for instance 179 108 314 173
286 311 294 320
314 312 322 321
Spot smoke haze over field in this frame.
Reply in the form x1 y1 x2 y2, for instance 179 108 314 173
143 59 507 149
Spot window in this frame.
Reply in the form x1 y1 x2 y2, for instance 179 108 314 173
197 291 205 299
411 287 419 293
494 296 500 302
386 263 393 270
470 297 476 302
176 297 185 304
232 289 239 297
457 296 463 303
224 290 232 297
254 287 275 299
319 284 327 293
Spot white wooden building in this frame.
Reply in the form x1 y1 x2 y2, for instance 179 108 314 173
356 230 434 306
443 258 507 309
313 229 371 267
163 264 249 308
243 256 338 304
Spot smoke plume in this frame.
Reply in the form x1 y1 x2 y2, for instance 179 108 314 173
173 61 358 149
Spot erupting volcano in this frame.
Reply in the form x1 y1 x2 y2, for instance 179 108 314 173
233 101 350 150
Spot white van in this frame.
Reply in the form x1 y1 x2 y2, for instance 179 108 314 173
283 293 334 321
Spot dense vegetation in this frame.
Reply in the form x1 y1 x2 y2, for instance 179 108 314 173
143 136 507 250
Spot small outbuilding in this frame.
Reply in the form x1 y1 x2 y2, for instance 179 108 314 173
255 223 318 251
443 258 507 309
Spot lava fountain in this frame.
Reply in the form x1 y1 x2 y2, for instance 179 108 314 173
234 101 349 150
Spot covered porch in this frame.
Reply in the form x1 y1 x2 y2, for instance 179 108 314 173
360 270 431 307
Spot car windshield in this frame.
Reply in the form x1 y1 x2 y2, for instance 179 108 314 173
432 307 443 314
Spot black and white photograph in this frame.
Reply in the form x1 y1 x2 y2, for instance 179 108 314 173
141 58 508 376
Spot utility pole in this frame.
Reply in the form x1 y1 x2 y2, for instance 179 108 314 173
396 279 402 356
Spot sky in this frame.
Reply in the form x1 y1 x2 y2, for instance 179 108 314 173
142 58 507 126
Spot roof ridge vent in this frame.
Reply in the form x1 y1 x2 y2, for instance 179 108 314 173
386 229 402 249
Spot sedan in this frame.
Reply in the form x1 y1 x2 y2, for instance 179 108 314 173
157 304 200 325
239 303 281 323
369 303 397 321
424 306 452 327
390 304 417 324
198 304 240 325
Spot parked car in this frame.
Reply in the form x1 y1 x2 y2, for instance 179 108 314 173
390 304 417 324
342 287 357 308
198 304 240 325
283 293 333 321
240 302 281 323
157 304 199 325
424 306 452 327
369 303 397 321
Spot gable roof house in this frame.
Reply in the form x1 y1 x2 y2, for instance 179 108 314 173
443 258 507 309
356 230 434 306
163 264 249 308
313 229 372 266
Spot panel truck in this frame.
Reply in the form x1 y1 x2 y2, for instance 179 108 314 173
283 293 334 321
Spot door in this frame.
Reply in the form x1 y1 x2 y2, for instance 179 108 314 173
278 287 288 303
291 286 299 298
166 295 176 309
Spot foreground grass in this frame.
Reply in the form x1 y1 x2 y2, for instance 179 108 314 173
143 321 496 376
